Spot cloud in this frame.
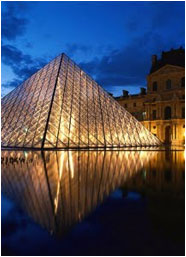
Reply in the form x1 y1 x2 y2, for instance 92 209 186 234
2 44 47 79
66 43 92 56
2 44 47 92
1 2 38 96
1 78 23 98
2 2 29 41
2 78 22 89
2 44 33 68
25 42 33 48
79 37 149 88
79 31 184 92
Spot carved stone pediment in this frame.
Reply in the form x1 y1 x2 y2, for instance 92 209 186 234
149 65 184 76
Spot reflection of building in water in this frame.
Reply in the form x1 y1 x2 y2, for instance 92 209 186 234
120 150 185 242
121 150 185 197
2 150 154 236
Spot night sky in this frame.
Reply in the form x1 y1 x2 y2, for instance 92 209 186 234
1 1 185 97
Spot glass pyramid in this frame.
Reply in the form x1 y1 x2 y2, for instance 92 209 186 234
1 53 161 149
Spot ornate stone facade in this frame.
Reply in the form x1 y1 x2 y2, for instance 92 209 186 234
115 48 185 145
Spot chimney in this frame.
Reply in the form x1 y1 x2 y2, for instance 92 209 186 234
152 54 157 66
140 87 146 95
122 90 129 97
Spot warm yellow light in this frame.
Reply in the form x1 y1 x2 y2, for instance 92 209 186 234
54 152 65 214
69 151 74 179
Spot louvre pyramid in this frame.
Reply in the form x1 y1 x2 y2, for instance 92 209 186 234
2 53 161 149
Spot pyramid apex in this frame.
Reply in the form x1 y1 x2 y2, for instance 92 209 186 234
61 52 68 57
1 52 161 149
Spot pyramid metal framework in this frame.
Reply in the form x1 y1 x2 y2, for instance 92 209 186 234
2 53 161 149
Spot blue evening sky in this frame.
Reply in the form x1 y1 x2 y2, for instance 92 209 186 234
1 1 185 97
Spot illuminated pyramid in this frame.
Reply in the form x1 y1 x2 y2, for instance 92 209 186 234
1 53 161 149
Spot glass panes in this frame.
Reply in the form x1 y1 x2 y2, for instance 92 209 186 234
1 53 161 148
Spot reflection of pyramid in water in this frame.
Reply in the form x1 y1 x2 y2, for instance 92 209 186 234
2 53 160 148
2 150 155 235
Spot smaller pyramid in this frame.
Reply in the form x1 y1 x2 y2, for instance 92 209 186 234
1 53 161 149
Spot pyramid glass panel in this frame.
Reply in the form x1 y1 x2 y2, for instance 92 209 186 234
1 53 161 149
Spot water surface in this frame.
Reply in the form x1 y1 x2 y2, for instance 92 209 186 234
1 149 185 255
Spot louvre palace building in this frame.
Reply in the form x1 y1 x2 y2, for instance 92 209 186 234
115 48 185 145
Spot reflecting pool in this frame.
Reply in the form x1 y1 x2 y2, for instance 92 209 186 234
1 149 185 256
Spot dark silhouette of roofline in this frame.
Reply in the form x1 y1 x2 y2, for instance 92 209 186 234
150 47 185 74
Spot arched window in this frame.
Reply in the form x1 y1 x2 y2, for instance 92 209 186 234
164 106 171 120
166 79 171 90
181 77 185 88
152 81 157 91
